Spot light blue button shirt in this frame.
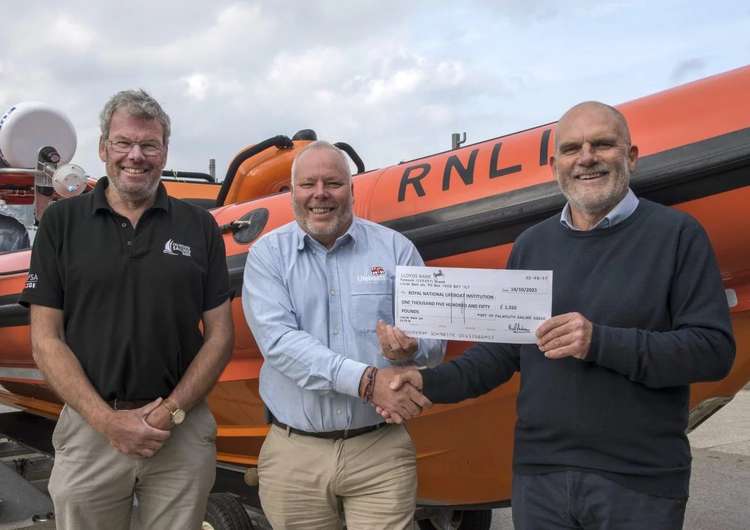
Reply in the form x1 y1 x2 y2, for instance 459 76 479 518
243 216 445 432
560 188 639 230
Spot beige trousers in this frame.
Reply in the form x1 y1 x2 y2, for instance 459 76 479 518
258 423 417 530
48 401 217 530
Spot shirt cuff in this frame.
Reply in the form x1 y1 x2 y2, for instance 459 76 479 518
414 338 446 368
419 366 439 401
334 358 369 398
583 323 601 363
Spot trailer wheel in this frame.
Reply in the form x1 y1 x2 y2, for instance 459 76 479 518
203 493 255 530
418 509 492 530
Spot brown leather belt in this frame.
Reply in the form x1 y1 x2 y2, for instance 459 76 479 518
107 399 153 410
271 418 386 440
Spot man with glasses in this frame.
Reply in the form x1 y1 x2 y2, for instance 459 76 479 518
20 89 233 530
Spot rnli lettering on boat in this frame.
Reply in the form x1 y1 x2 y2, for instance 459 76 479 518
397 130 552 202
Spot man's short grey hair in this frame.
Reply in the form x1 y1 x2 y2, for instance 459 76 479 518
290 141 351 185
99 89 171 145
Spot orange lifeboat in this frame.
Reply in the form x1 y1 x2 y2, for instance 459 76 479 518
0 65 749 514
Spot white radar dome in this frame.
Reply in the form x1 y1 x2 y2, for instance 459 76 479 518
0 102 77 169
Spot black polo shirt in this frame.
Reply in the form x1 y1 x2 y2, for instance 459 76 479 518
20 178 229 401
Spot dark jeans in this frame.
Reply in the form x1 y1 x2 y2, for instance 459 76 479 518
512 470 687 530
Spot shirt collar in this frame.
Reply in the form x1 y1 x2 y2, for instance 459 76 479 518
91 177 170 215
560 188 639 231
295 216 358 251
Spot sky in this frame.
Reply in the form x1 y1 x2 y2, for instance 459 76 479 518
1 0 749 180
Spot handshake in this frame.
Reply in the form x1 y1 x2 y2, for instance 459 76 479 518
359 365 429 424
358 320 433 424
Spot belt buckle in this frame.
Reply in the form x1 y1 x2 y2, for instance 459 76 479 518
342 428 349 440
113 398 119 410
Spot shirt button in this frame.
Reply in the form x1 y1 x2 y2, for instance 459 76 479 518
121 222 127 228
336 409 342 415
330 289 336 295
127 241 132 246
332 329 339 335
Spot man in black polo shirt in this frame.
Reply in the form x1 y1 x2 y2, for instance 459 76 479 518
20 89 233 530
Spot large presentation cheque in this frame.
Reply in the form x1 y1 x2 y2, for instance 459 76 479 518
396 265 553 344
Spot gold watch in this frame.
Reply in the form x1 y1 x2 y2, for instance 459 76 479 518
162 398 186 425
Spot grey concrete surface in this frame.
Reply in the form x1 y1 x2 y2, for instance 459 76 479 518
489 388 750 529
689 388 750 457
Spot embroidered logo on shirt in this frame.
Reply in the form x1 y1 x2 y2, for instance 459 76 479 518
357 265 387 283
162 239 192 257
25 273 38 289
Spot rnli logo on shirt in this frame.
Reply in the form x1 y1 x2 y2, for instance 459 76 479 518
25 273 38 289
162 239 192 257
357 265 387 283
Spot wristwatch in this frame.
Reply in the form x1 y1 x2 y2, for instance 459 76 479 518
162 398 186 425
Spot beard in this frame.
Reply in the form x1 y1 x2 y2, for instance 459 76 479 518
292 197 354 244
560 162 630 217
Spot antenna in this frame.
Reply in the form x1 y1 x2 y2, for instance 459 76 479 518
451 132 467 150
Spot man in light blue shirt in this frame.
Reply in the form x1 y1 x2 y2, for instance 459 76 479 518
243 140 444 529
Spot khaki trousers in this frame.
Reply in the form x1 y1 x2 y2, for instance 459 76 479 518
48 401 217 530
258 423 417 530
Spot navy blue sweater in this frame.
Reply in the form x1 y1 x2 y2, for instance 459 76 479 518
421 199 735 498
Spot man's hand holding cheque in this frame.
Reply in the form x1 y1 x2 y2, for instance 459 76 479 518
377 319 418 361
536 312 593 360
365 320 432 423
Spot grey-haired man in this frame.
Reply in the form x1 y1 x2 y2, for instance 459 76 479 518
21 89 233 530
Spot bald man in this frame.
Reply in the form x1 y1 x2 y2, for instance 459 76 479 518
242 141 444 529
384 102 735 529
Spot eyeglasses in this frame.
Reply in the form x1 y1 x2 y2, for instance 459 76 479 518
106 139 164 157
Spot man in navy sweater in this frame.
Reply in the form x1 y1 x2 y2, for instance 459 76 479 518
385 101 735 529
